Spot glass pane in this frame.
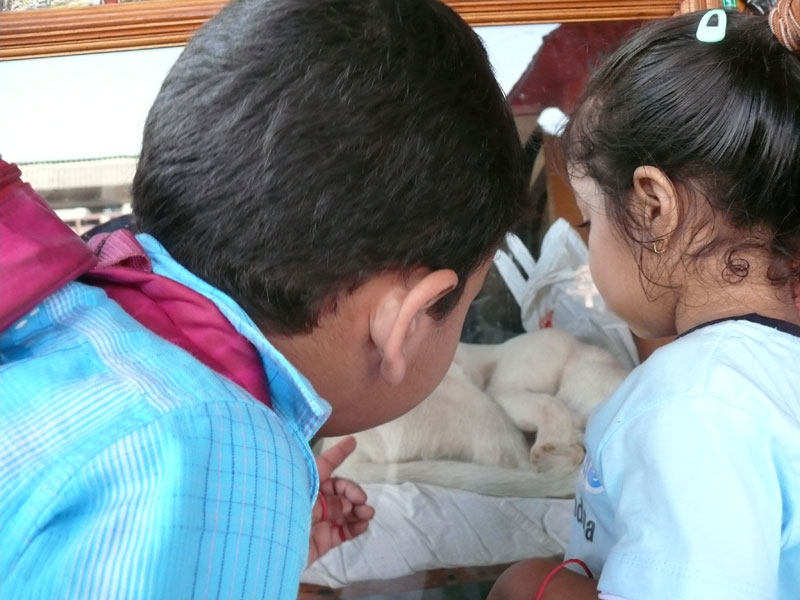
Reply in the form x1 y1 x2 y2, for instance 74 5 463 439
1 16 645 598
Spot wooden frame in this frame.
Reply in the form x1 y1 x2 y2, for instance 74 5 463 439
0 0 686 60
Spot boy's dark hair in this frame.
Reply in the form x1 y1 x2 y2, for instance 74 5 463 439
133 0 528 334
564 11 800 287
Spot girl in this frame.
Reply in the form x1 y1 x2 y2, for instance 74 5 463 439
489 3 800 599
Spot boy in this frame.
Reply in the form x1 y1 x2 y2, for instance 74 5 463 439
0 0 528 597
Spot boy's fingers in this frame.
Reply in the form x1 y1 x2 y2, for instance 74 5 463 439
344 520 370 540
351 503 375 522
315 495 352 523
316 436 357 481
331 477 368 504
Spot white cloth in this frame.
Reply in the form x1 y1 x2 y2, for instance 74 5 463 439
303 483 573 587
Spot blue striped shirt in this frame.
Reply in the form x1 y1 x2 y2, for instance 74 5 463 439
0 234 331 599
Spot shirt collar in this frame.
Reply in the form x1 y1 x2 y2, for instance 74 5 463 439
137 234 331 440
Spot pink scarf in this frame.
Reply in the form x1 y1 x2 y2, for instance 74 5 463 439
0 159 270 408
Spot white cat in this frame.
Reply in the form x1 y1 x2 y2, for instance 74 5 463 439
322 328 628 498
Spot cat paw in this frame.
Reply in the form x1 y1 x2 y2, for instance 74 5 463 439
529 443 585 472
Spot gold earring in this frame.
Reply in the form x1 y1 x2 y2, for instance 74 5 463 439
651 239 666 255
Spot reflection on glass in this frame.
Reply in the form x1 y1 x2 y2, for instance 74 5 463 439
1 0 150 12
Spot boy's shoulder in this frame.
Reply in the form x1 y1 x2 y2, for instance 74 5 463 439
1 279 261 413
0 280 280 474
0 282 318 597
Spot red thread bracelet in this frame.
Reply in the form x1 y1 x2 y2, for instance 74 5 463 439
318 495 348 543
534 558 593 600
318 494 328 522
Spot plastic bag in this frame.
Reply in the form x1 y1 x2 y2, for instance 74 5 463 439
494 218 639 370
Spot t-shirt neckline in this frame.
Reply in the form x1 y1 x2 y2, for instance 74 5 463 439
679 312 800 339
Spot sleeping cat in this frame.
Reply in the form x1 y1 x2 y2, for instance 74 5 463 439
321 328 628 498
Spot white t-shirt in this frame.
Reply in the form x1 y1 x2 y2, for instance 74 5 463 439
567 316 800 600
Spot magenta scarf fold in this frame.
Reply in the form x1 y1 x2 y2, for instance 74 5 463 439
0 159 270 408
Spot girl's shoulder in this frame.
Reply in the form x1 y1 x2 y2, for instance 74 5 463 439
636 317 800 394
589 318 800 445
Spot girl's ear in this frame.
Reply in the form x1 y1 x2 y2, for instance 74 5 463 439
632 165 680 244
369 269 458 385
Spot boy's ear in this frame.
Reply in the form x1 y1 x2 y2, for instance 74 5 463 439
370 269 458 385
632 165 679 242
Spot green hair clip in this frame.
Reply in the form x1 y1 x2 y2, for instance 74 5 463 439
696 8 729 43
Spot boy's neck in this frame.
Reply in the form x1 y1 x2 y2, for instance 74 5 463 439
264 277 395 438
267 308 370 426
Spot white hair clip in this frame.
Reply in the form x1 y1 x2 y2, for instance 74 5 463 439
696 8 728 43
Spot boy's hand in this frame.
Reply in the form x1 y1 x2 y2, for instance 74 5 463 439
307 436 375 566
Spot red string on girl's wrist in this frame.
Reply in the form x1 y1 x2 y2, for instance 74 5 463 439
534 558 593 600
